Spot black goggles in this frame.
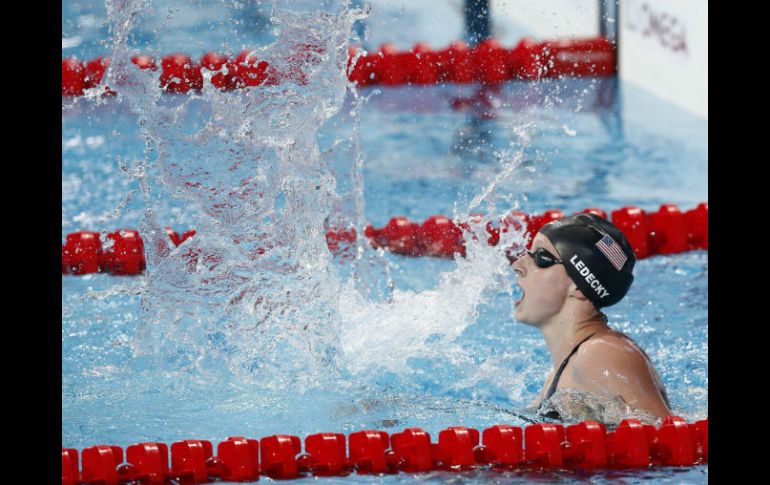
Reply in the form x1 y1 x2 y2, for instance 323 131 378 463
506 247 563 268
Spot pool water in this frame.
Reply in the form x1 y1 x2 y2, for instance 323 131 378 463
62 1 707 483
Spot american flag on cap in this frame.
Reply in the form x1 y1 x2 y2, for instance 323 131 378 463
596 234 628 271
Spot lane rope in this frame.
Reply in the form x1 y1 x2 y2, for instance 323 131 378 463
62 37 616 96
62 203 707 276
62 417 708 484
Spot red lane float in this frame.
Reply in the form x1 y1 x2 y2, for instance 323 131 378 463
647 204 689 255
685 202 708 250
62 202 708 275
217 436 260 481
166 228 197 247
440 41 476 83
364 216 421 256
199 52 231 90
436 426 479 469
325 227 358 255
159 54 204 93
606 419 651 468
62 231 102 275
349 430 390 474
480 424 523 467
81 445 123 485
170 439 213 483
124 443 169 484
231 50 269 88
100 230 146 275
62 59 86 96
527 209 565 239
540 37 616 78
417 215 466 257
511 38 550 80
132 55 157 71
260 434 302 480
524 423 565 468
62 36 616 95
62 448 79 485
84 58 110 90
656 416 696 466
473 39 510 84
63 418 707 484
563 421 608 469
390 427 434 472
611 206 651 259
690 419 708 463
303 433 351 476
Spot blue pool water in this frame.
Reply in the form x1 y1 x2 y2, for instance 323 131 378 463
62 1 707 483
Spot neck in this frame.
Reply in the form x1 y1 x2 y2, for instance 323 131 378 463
540 309 608 367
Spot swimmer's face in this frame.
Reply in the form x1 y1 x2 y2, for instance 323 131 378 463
510 233 574 326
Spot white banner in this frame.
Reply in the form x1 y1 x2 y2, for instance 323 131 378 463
619 0 708 118
491 0 599 44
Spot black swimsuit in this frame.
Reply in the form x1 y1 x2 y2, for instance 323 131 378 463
537 332 598 420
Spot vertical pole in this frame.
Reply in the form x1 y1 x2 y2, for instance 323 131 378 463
598 0 620 44
465 0 491 46
598 0 620 70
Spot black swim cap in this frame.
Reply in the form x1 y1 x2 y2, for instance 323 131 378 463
539 213 635 308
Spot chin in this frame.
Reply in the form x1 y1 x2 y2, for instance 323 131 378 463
513 310 533 326
515 310 543 327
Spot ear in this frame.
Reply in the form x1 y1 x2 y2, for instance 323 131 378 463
569 285 590 302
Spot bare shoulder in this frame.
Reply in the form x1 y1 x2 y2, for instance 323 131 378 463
567 329 671 418
570 330 651 379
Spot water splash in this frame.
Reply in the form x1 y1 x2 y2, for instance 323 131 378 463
99 0 535 407
96 1 368 390
539 388 663 427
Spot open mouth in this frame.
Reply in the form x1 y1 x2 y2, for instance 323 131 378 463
515 290 525 307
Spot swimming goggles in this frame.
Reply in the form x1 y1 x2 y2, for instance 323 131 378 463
507 247 563 268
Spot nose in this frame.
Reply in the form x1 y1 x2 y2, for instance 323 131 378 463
511 254 527 276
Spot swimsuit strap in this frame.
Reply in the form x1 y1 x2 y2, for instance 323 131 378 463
543 332 599 403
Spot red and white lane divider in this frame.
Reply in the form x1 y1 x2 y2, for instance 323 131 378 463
62 416 707 484
61 37 615 96
62 202 707 276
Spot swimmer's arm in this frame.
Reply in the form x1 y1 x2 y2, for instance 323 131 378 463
568 338 672 419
